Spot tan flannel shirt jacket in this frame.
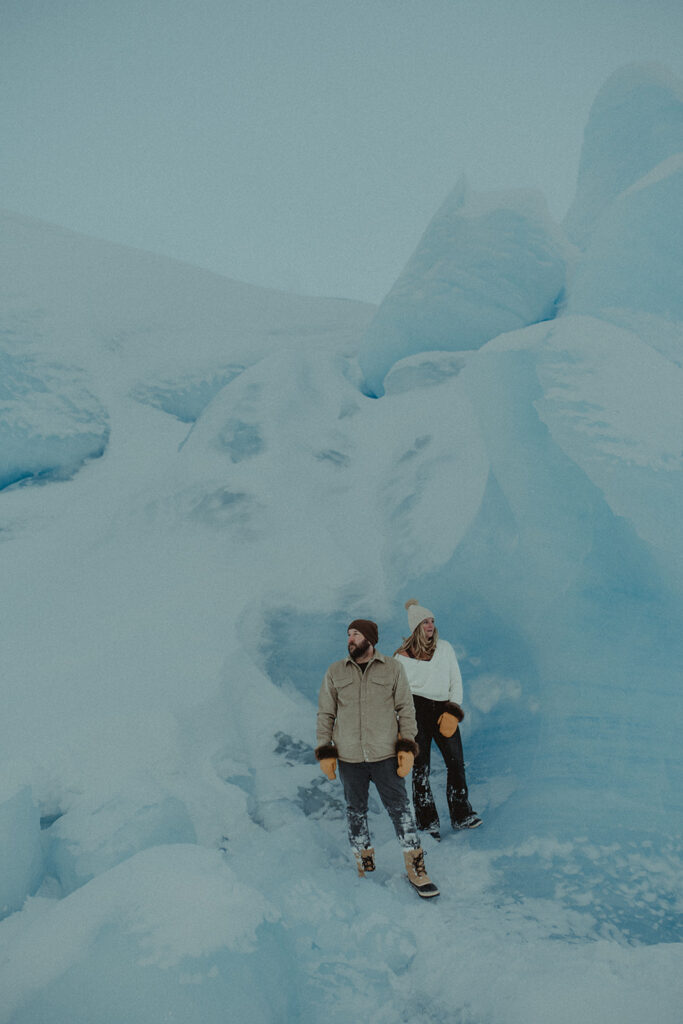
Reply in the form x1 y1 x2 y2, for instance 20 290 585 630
316 651 417 763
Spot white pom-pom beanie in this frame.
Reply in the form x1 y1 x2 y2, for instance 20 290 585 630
405 599 435 633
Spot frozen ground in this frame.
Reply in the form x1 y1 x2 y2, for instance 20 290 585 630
1 64 682 1023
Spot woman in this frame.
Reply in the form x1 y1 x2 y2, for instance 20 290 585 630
395 599 481 839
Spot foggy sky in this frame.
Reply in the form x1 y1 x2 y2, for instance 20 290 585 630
3 0 683 302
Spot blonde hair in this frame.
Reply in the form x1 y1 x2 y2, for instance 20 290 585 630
394 622 439 661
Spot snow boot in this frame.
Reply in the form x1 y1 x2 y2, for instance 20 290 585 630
354 847 376 877
452 813 482 830
403 848 440 898
421 823 441 841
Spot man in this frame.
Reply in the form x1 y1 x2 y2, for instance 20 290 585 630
315 618 439 898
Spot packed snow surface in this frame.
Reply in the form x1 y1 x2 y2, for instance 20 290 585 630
1 65 682 1024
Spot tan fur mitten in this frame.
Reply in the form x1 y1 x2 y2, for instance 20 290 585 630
315 744 338 781
437 711 459 737
319 757 337 780
438 701 464 737
397 749 415 777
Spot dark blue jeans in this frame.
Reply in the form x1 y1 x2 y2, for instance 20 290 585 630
337 757 420 851
413 694 474 830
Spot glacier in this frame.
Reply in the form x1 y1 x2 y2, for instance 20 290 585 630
357 178 570 397
0 64 682 1023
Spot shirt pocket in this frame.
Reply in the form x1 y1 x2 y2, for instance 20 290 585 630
367 676 394 707
335 675 359 707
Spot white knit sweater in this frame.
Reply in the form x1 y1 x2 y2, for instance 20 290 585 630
396 639 463 704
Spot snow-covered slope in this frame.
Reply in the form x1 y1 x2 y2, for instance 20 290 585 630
0 210 373 487
1 65 682 1024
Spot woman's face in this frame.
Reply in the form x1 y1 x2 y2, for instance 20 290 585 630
420 617 435 640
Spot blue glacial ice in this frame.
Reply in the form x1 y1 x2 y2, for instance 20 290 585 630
564 63 683 247
567 153 683 321
0 351 109 491
358 179 569 396
0 62 682 1024
0 785 44 920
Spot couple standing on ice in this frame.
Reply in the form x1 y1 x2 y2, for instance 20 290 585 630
315 599 481 899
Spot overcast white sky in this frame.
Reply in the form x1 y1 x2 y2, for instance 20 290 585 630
2 0 683 302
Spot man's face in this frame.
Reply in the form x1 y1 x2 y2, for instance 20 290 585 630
348 628 370 660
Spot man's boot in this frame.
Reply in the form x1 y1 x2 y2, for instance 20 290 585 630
354 847 376 877
403 848 440 898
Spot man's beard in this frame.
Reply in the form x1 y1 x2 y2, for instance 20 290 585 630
348 637 370 661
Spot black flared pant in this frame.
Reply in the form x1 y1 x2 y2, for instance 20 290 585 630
412 694 474 831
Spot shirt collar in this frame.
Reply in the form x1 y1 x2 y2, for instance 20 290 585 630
345 650 385 666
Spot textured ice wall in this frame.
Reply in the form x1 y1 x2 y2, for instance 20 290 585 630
567 155 683 321
358 180 568 395
0 786 44 919
0 351 109 490
564 64 683 248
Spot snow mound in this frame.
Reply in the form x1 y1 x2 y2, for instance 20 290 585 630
45 784 197 896
564 64 683 247
0 845 295 1024
180 342 488 604
358 179 568 396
